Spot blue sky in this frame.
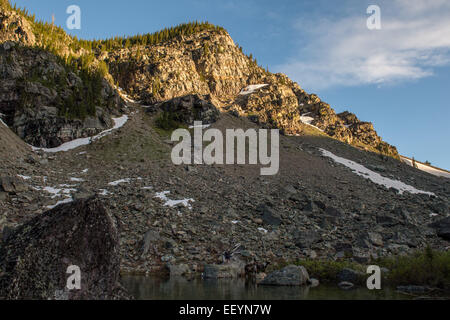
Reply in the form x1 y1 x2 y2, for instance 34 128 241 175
11 0 450 169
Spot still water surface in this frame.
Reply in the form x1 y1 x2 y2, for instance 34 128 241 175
122 276 411 300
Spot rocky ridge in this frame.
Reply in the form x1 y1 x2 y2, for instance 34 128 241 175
103 30 398 158
0 1 398 157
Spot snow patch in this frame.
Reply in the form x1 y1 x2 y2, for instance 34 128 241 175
258 227 268 234
42 186 61 198
300 113 324 132
39 186 77 199
239 84 268 95
70 177 84 182
154 191 194 209
320 148 435 196
189 124 211 129
0 117 7 127
47 197 73 209
98 189 110 196
401 157 450 179
430 213 439 217
17 174 31 180
31 115 128 153
108 178 131 186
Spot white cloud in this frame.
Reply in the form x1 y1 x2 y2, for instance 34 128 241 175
276 0 450 90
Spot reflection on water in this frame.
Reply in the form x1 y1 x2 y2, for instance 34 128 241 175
122 276 410 300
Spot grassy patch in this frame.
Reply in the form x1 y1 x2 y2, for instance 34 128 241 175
155 111 184 132
268 248 450 290
375 248 450 289
295 260 365 283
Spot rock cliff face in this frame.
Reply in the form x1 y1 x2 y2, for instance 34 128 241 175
105 30 263 105
0 197 127 300
0 42 124 147
150 94 220 128
104 30 398 158
0 4 125 148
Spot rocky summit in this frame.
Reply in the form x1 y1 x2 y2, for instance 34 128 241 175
0 1 449 300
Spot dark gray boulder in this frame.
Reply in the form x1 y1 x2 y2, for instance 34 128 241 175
0 197 129 300
257 204 282 226
259 265 310 286
336 268 365 286
293 230 320 249
429 217 450 241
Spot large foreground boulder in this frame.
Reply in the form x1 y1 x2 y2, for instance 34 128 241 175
259 265 310 286
0 197 128 300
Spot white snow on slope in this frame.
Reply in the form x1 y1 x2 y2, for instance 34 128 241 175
31 115 128 153
42 186 61 198
34 186 77 199
401 157 450 179
155 191 194 209
319 148 435 196
98 189 110 196
189 124 211 129
17 174 31 180
300 113 324 132
239 84 268 95
108 178 131 186
0 117 7 127
47 197 73 209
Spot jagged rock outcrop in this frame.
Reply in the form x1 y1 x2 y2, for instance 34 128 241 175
229 74 302 134
0 5 35 45
0 197 128 300
105 28 398 157
230 77 399 157
105 30 264 105
149 94 220 127
0 42 124 147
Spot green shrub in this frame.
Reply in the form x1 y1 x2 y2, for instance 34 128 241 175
376 248 450 288
155 111 182 131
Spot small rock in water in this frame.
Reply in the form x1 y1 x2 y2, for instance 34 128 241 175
338 281 354 290
308 278 320 288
